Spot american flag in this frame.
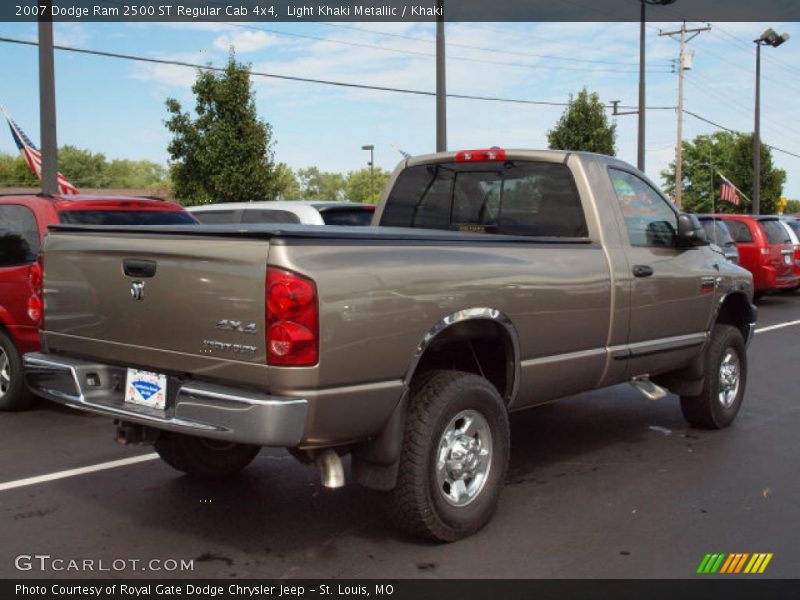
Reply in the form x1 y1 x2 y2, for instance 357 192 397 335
2 108 78 195
719 173 740 206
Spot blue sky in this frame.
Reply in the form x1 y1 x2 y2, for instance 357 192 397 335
1 19 799 199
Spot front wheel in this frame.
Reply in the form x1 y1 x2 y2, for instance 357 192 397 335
386 370 510 542
680 324 747 429
155 433 260 478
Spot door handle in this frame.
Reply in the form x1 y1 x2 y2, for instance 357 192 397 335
123 259 157 278
632 265 654 278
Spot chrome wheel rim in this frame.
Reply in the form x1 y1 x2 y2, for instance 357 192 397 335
0 347 10 399
435 409 493 507
718 348 741 409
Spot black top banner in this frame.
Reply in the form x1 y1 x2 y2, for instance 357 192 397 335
3 0 800 23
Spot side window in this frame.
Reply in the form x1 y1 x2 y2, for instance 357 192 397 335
192 210 239 224
381 161 588 237
240 209 301 224
0 205 40 266
724 220 753 243
609 169 677 247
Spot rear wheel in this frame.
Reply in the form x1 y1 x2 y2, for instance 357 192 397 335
386 370 510 542
680 324 747 429
0 329 34 411
155 433 260 478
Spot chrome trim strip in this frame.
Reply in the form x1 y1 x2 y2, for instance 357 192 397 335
610 332 708 360
519 347 607 368
404 308 521 404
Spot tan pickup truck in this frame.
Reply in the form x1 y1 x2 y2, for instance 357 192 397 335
24 149 756 541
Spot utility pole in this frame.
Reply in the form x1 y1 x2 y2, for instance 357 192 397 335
361 144 375 201
435 0 446 152
660 21 710 208
38 0 58 196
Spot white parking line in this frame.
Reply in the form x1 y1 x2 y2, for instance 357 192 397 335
755 319 800 334
0 453 159 492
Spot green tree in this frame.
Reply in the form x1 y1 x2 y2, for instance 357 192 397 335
345 167 391 203
296 167 345 200
785 199 800 214
661 131 786 214
58 145 109 187
0 153 38 187
105 159 168 188
272 163 301 200
547 88 616 155
165 50 277 205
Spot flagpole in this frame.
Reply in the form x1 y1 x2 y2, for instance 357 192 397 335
717 171 753 205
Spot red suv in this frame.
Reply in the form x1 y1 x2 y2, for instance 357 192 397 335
0 194 196 410
717 214 799 295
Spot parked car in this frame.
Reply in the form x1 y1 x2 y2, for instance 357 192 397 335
0 193 196 410
716 214 799 294
25 150 755 541
778 216 800 288
189 201 376 226
696 215 740 264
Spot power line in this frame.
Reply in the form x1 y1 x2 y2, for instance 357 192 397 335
226 22 672 74
316 22 673 67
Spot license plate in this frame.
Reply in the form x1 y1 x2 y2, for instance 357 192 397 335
124 369 167 409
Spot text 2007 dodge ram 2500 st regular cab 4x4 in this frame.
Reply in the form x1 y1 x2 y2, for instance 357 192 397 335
25 149 756 541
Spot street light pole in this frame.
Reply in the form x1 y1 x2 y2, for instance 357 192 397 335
361 144 374 201
38 1 58 196
753 28 789 216
435 0 446 152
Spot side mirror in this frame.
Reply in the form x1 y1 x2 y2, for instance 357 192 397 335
676 213 709 247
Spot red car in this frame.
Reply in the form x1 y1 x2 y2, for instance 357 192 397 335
716 214 799 295
0 194 197 410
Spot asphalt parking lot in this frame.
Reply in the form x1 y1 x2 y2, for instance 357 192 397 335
1 295 799 580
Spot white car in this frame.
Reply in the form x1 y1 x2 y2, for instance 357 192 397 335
189 201 376 226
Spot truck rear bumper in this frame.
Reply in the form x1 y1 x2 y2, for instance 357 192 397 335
23 352 307 447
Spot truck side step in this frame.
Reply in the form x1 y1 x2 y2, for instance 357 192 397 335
630 376 669 401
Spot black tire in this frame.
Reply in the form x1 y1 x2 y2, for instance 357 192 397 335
154 433 260 478
386 370 510 542
0 329 34 411
680 324 747 429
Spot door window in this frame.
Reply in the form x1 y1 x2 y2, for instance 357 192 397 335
0 204 40 266
609 169 677 247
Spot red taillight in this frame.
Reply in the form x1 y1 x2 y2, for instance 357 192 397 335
454 148 507 162
266 268 318 366
27 260 44 325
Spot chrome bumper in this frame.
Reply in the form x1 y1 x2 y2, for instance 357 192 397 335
23 353 307 447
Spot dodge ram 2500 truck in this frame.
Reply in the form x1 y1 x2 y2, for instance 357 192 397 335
24 149 756 541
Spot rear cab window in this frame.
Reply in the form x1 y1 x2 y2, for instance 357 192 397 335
380 160 588 238
0 204 40 266
58 210 196 226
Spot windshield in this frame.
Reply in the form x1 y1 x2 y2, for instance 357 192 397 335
59 210 197 226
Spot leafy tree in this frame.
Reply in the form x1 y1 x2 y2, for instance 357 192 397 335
105 159 167 188
165 50 277 205
272 163 301 200
345 167 391 204
296 167 345 200
547 88 616 155
58 145 109 187
661 131 786 214
785 199 800 214
0 153 38 187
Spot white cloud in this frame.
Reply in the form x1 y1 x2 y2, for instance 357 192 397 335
213 30 276 53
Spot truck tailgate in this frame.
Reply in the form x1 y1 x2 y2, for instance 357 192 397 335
41 229 270 387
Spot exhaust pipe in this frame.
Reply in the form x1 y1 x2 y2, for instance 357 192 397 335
315 449 345 489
